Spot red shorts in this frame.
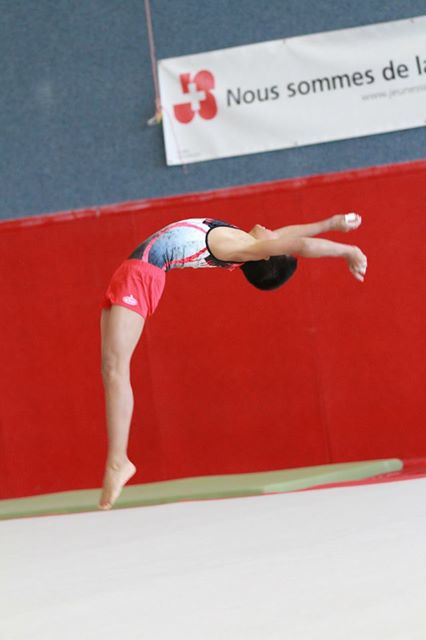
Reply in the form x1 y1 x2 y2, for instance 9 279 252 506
102 260 166 319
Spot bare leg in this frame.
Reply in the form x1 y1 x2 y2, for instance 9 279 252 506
99 305 145 510
274 213 362 239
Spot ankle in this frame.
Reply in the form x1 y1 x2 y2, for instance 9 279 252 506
106 456 129 471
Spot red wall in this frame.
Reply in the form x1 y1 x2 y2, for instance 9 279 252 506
1 160 425 499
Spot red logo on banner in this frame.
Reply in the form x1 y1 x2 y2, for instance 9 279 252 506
173 70 217 124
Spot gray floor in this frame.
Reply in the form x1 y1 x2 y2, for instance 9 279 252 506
2 478 426 639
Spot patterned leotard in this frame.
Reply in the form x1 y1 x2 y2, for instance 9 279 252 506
129 218 243 272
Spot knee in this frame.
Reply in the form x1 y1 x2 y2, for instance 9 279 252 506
101 353 129 385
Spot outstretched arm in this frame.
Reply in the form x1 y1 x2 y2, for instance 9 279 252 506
240 235 346 259
239 236 367 282
272 213 361 239
210 230 367 282
294 237 367 282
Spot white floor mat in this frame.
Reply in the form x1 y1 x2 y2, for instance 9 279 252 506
2 478 426 639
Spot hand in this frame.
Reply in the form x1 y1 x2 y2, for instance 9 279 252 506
332 213 362 233
345 246 368 282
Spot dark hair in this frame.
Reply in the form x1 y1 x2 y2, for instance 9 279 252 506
241 255 298 290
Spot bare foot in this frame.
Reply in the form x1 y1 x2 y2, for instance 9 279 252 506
99 458 136 510
345 246 368 282
333 213 362 233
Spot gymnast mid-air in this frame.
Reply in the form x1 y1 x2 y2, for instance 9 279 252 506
99 212 367 509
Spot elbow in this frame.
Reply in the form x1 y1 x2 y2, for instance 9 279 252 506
280 237 305 257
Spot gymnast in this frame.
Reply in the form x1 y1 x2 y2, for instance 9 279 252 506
99 212 367 509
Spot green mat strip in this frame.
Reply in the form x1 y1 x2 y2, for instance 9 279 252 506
0 458 403 521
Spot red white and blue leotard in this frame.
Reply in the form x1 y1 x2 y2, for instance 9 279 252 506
103 218 243 318
128 218 242 272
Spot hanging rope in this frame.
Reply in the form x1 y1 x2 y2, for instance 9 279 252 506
144 0 162 125
143 0 188 170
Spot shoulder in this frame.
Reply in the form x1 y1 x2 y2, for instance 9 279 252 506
207 226 268 262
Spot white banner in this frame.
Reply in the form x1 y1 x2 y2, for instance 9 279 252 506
158 16 426 165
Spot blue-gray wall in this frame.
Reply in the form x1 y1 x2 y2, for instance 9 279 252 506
1 0 425 220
